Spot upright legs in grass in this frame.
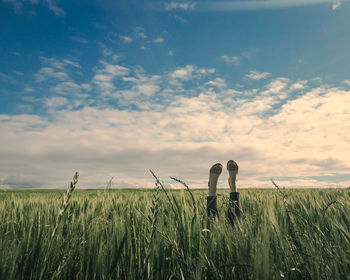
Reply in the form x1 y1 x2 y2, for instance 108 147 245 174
226 160 241 226
206 160 241 226
207 163 222 218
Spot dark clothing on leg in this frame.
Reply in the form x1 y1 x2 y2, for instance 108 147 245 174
226 192 241 226
207 192 241 226
207 195 218 218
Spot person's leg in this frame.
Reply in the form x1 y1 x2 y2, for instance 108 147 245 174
226 160 241 225
207 163 222 218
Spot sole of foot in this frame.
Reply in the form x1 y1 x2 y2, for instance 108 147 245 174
227 160 238 192
210 163 223 175
208 163 222 196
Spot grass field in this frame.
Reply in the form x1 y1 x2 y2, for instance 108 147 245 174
0 181 349 279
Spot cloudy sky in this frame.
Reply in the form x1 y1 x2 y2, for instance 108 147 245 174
1 0 350 189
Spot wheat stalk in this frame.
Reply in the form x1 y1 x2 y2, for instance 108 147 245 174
143 182 161 279
271 179 287 202
105 176 114 190
51 171 79 239
170 176 197 222
39 171 79 280
150 170 177 215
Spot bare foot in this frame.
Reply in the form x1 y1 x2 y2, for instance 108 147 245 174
208 163 222 196
227 160 238 192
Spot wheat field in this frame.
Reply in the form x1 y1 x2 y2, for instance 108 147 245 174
0 180 349 279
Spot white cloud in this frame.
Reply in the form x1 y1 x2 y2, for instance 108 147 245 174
168 65 215 88
3 61 350 189
137 33 147 38
116 27 148 46
222 49 258 66
135 28 147 38
62 59 81 69
120 36 133 44
45 96 67 108
24 87 35 93
51 81 90 96
289 81 307 91
81 83 92 91
137 84 160 96
96 62 129 77
221 55 240 65
153 37 164 44
2 83 350 189
35 67 69 82
261 77 289 96
29 56 92 103
313 77 323 83
1 0 24 14
43 0 65 17
342 79 350 86
13 71 23 76
174 15 188 23
168 50 174 56
16 104 33 113
34 57 82 83
133 26 147 38
164 2 197 11
332 0 342 9
93 61 129 95
245 70 270 80
27 0 40 4
71 36 89 44
0 72 10 79
115 70 162 107
206 78 226 88
197 68 215 75
201 0 343 11
169 65 195 80
98 43 122 62
2 0 65 17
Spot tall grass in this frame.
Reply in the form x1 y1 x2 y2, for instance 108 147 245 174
0 185 349 279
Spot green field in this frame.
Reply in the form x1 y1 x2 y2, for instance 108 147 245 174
0 184 349 279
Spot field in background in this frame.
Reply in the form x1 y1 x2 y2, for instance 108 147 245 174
0 187 349 279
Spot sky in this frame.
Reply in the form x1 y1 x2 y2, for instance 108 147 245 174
1 0 350 189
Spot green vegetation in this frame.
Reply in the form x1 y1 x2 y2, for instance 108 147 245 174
0 181 349 279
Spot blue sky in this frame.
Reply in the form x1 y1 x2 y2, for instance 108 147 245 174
1 0 350 189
